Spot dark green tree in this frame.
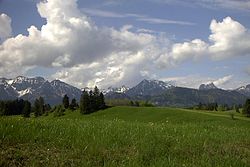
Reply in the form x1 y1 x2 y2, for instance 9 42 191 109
44 104 51 112
242 99 250 117
198 102 202 110
69 98 78 110
235 105 240 113
34 98 41 117
17 99 25 114
99 92 106 109
62 94 69 109
215 103 218 111
80 87 106 115
39 97 45 111
53 105 65 117
0 101 4 115
22 101 31 118
80 91 90 114
34 97 45 117
93 86 100 110
134 101 140 107
88 90 95 113
0 99 29 116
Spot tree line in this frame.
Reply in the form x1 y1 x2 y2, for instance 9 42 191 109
105 99 154 107
0 86 105 117
0 97 51 117
193 102 242 111
193 102 229 111
243 99 250 117
1 92 250 117
193 100 250 116
0 99 31 117
80 86 106 114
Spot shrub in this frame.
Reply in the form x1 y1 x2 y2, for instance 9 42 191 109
229 112 235 120
22 101 31 118
53 105 65 117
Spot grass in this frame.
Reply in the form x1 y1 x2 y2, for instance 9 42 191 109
0 106 250 167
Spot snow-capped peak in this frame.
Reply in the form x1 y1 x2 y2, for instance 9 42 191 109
17 87 32 97
237 86 246 91
81 87 92 92
11 76 46 85
102 85 130 94
116 85 130 93
236 84 250 91
199 82 218 90
0 76 81 105
6 79 14 85
141 79 174 89
12 76 28 84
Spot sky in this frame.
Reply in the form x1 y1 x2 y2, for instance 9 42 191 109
0 0 250 89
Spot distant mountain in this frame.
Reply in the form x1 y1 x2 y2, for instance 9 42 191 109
0 78 18 99
199 82 218 90
105 79 247 107
151 87 246 107
126 79 174 98
235 84 250 97
104 79 174 101
0 76 248 107
0 76 81 105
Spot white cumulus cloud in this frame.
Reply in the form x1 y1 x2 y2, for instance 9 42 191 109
0 0 250 89
156 39 208 68
0 13 12 41
213 75 233 87
0 0 156 79
0 0 165 88
162 74 235 89
157 16 250 69
209 17 250 60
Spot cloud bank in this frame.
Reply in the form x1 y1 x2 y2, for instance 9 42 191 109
213 75 233 87
0 0 250 88
162 75 235 89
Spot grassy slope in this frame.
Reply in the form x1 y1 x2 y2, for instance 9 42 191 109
0 107 249 167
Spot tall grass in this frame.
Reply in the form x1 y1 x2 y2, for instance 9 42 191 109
0 107 249 166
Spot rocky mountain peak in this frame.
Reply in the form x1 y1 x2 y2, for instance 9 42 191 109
126 79 174 97
199 82 218 90
0 76 81 105
235 84 250 97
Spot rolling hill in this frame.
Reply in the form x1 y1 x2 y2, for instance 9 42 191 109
0 106 249 166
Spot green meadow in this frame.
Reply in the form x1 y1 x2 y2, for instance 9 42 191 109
0 107 249 167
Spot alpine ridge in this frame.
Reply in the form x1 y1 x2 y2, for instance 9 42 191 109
0 76 81 105
105 79 247 107
0 77 248 106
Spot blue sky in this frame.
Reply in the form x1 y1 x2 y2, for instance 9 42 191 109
0 0 250 89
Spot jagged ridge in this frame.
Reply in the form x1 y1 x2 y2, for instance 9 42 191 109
0 76 81 105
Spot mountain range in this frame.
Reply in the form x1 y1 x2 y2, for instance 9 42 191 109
105 80 249 107
0 76 249 106
0 76 81 105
